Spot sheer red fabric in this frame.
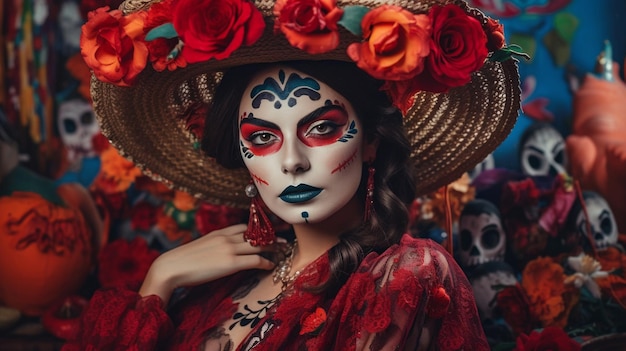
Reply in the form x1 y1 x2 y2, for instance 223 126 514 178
63 235 488 350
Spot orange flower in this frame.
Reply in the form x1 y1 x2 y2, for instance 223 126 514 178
80 7 149 87
96 147 142 193
300 307 327 335
274 0 344 54
521 257 578 328
347 5 431 81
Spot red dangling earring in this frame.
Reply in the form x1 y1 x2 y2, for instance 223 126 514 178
243 182 275 246
364 166 376 221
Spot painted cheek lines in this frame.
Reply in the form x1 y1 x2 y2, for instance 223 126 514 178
331 149 358 174
250 172 269 186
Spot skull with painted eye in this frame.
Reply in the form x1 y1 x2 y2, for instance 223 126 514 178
519 123 567 177
572 191 619 251
457 199 506 269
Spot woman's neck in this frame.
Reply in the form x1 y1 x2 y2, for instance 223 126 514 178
289 196 362 269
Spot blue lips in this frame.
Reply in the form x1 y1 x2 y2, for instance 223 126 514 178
279 184 322 203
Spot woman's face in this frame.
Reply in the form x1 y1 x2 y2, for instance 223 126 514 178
238 66 370 225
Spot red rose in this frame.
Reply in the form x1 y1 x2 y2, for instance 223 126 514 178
130 201 160 231
413 4 488 93
80 7 149 87
144 0 187 72
274 0 344 54
173 0 265 62
97 237 160 291
514 326 581 351
485 17 506 51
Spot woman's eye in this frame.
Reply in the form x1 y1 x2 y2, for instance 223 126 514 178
250 132 276 145
308 122 336 136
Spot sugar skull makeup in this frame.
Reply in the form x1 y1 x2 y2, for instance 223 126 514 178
238 66 367 225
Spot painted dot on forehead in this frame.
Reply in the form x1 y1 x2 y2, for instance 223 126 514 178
250 69 321 109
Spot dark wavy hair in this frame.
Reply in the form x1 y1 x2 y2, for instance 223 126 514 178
202 60 416 297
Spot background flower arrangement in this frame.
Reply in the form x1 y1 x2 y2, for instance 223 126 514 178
411 169 626 350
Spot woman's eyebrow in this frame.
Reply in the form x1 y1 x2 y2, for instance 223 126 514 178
297 105 346 127
239 116 280 130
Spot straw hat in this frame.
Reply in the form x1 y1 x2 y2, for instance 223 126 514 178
82 0 521 209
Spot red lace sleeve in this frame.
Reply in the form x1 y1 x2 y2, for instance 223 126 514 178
350 235 489 351
61 287 174 351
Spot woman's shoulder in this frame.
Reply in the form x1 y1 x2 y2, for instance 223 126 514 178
356 234 460 287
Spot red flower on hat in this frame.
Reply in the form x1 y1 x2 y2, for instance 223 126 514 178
97 237 160 291
80 7 149 87
485 17 506 52
144 0 187 72
411 4 488 93
347 5 431 81
173 0 265 63
274 0 344 54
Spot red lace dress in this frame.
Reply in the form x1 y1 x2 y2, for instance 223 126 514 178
62 235 488 350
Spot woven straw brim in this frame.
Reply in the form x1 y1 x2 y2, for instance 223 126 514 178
92 0 521 209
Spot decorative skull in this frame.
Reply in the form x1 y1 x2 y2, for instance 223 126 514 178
468 153 495 180
519 122 567 177
57 98 100 163
468 261 517 322
458 199 506 269
574 191 618 251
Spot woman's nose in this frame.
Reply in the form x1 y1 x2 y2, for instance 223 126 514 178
281 139 310 175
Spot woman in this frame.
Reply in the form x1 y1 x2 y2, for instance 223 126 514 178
67 0 521 349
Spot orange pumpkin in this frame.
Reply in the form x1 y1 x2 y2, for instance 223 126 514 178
0 191 94 316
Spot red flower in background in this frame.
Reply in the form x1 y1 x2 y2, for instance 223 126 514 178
195 203 247 235
98 237 159 291
514 326 581 351
131 201 160 231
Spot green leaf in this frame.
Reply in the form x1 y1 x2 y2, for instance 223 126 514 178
489 44 531 62
510 33 537 62
338 5 370 37
553 12 578 43
146 23 178 41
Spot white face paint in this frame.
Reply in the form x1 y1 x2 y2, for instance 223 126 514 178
239 66 366 225
520 124 567 177
576 192 618 250
57 99 100 162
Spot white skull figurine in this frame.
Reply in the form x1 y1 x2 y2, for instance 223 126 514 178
576 191 618 251
458 199 506 268
469 261 517 322
57 98 100 163
520 123 567 177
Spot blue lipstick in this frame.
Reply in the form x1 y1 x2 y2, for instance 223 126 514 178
279 184 322 203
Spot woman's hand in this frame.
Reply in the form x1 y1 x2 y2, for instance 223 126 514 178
139 224 282 304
